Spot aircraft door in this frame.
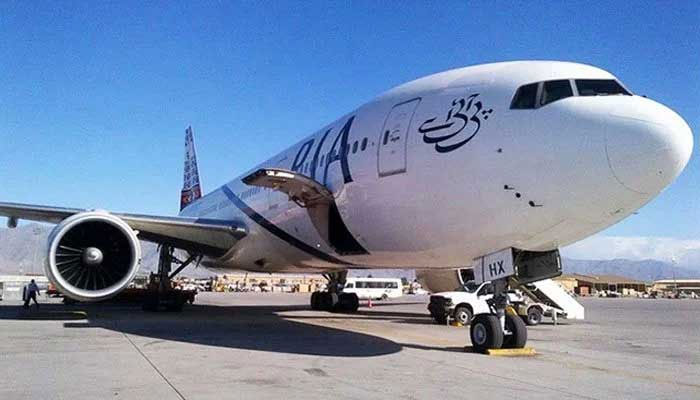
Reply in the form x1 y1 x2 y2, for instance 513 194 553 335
377 98 420 177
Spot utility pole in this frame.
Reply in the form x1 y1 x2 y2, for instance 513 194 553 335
671 256 678 296
31 226 42 274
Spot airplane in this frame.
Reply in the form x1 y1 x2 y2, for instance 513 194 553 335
0 61 693 352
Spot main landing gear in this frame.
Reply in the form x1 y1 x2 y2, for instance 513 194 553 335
469 278 527 353
310 271 359 313
142 245 201 312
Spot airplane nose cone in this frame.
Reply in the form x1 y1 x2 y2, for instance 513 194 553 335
606 98 693 194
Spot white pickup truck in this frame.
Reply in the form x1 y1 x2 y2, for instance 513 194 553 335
428 281 563 326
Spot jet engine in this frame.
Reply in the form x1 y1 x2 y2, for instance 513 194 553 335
45 211 142 302
416 269 469 293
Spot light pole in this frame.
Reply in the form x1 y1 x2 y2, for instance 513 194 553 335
31 227 42 274
671 256 678 296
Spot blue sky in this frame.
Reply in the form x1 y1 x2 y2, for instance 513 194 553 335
1 2 698 262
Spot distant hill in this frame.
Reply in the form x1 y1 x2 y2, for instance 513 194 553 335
561 258 698 282
0 224 697 282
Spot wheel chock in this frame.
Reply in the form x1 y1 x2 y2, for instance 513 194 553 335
485 347 536 356
450 321 464 327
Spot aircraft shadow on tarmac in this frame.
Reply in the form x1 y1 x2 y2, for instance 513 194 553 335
0 302 419 357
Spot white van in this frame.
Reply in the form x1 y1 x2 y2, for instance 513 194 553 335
344 278 403 300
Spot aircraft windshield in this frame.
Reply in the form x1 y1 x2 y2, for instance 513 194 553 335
511 78 632 110
575 79 631 96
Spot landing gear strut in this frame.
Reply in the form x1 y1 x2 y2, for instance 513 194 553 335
469 278 527 353
142 245 201 312
310 271 359 313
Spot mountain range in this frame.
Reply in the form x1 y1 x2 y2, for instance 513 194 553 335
1 223 698 282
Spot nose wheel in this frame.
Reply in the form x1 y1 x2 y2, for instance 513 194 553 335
469 278 528 353
470 314 503 352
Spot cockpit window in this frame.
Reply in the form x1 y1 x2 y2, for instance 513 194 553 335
511 78 632 110
540 80 574 106
576 79 631 96
510 82 538 109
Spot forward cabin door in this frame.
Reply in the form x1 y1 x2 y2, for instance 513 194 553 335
377 98 420 177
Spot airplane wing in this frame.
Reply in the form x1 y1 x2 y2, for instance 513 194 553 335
0 202 247 257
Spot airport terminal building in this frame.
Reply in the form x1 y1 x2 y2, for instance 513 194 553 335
651 279 700 295
554 274 647 296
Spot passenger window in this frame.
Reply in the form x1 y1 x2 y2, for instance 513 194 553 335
361 138 368 151
540 80 573 106
345 283 354 289
352 141 358 154
510 83 538 109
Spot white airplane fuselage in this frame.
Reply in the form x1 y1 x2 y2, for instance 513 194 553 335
179 61 693 273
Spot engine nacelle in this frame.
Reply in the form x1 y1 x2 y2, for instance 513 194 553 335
45 212 142 302
416 268 473 293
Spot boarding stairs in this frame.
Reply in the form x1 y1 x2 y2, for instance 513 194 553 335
516 278 584 320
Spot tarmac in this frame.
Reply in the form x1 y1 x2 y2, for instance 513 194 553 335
0 293 698 400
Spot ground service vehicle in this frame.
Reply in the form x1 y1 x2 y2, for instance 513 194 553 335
343 278 403 300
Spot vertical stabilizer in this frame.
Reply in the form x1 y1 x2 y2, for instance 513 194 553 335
180 126 202 210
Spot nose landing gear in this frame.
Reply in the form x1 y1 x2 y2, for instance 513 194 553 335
470 314 503 351
469 278 528 353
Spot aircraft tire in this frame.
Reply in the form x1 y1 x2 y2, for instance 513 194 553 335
470 314 503 353
503 314 528 348
318 292 337 311
335 293 359 313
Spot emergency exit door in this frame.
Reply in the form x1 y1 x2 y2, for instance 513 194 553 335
377 98 420 177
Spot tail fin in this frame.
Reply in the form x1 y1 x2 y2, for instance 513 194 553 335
180 126 202 211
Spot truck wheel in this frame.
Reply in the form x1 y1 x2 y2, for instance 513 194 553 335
470 314 503 353
454 306 473 325
503 314 528 348
525 306 543 326
381 293 389 301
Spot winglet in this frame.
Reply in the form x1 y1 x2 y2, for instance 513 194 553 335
180 126 203 211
